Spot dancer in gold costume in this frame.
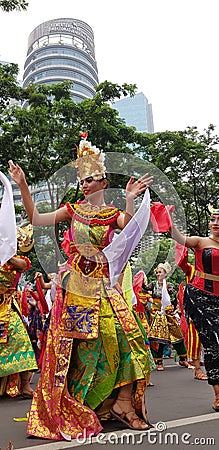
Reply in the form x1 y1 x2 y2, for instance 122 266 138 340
0 248 37 398
9 134 154 440
145 262 188 371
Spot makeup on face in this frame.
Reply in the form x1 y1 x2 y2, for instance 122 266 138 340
80 176 105 186
80 176 95 186
210 215 219 224
155 269 165 276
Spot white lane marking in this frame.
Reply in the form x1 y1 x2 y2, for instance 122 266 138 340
165 412 219 428
16 412 219 450
163 363 195 369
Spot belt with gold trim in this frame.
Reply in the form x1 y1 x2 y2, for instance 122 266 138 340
195 270 219 282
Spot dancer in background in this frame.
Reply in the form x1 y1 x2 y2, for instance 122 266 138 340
145 262 188 371
132 270 154 386
25 287 44 368
0 228 37 398
9 134 155 440
176 243 207 381
170 205 219 411
34 271 56 371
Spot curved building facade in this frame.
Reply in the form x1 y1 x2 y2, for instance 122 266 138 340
23 18 99 102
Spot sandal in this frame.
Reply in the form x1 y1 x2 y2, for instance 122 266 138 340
156 362 164 371
212 394 219 412
110 395 151 430
212 401 219 412
194 369 208 381
132 387 153 427
110 408 151 430
179 360 189 368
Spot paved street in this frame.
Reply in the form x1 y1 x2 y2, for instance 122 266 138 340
1 359 219 450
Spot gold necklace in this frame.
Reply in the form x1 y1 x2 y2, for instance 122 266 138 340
87 201 106 209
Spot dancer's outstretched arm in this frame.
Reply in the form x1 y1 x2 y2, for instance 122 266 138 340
8 160 71 226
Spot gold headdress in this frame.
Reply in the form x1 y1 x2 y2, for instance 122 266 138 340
71 132 106 181
155 262 172 275
17 223 34 253
208 204 219 215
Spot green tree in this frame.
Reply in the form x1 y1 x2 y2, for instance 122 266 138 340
0 75 143 272
0 77 141 184
0 63 24 110
140 126 219 236
0 0 28 11
1 65 218 274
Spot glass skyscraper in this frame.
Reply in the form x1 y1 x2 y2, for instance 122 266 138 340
112 92 154 133
23 18 99 102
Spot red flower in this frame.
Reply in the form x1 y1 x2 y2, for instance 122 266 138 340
80 132 88 139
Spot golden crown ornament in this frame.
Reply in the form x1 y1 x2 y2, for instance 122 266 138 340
71 132 106 181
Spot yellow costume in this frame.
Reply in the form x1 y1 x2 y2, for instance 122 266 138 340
0 256 37 396
27 201 154 440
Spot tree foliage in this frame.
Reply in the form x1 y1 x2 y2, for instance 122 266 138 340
142 126 219 236
0 68 143 192
0 63 25 109
0 0 28 11
0 64 218 280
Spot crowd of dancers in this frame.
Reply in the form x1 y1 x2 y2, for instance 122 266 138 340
0 134 218 441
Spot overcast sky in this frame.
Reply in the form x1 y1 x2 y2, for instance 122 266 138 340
0 0 218 133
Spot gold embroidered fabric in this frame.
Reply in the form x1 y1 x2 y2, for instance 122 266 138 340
150 303 184 343
26 203 153 440
67 201 119 224
0 256 37 379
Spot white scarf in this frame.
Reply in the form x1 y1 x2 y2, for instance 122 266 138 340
103 189 150 287
0 171 17 265
160 278 171 314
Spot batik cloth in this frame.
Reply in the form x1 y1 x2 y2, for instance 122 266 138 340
184 284 219 385
146 281 185 345
0 256 37 382
184 247 219 385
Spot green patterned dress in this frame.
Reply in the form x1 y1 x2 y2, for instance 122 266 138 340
0 256 37 384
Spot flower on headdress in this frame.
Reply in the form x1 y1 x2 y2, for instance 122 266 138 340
155 262 172 275
80 132 88 139
71 134 107 181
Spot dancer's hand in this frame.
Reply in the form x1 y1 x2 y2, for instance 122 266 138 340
8 160 26 186
126 173 153 198
34 272 43 280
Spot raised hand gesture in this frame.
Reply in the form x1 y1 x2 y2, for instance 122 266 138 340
8 160 26 187
126 173 154 198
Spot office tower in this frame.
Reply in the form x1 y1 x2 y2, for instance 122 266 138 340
113 92 154 133
23 18 99 102
113 92 155 265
